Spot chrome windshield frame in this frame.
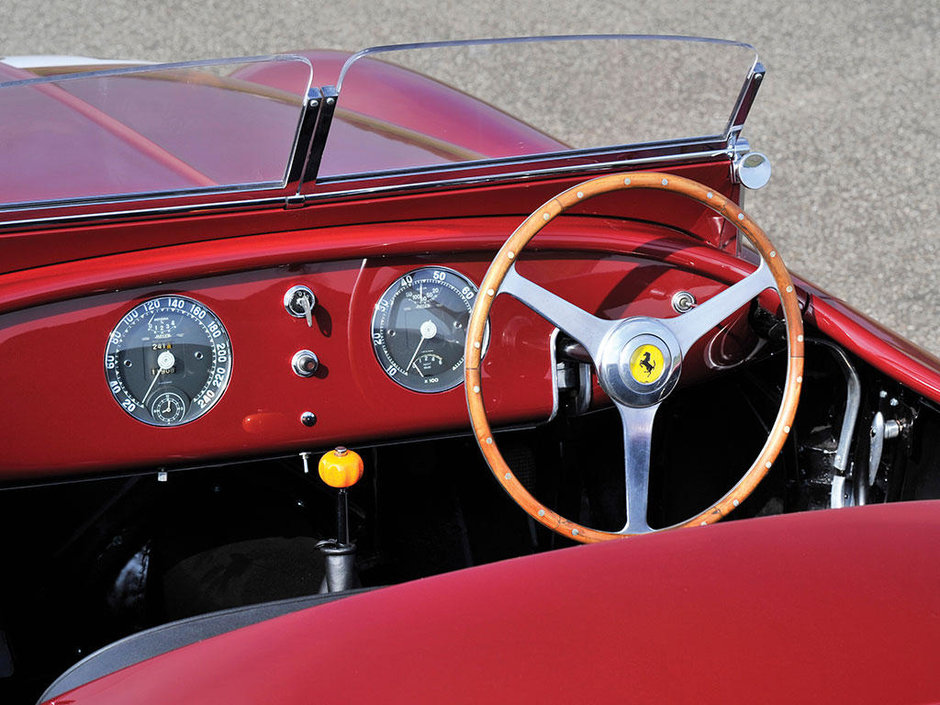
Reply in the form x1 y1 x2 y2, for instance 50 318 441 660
0 35 763 228
308 34 761 188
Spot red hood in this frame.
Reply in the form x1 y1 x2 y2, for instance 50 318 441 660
48 501 940 705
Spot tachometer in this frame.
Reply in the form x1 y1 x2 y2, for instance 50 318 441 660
105 296 232 426
371 267 484 393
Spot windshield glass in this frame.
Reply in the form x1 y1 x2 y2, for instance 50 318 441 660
0 37 761 215
0 56 312 208
318 36 759 180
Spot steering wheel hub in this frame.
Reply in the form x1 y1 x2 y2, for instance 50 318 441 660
597 320 682 408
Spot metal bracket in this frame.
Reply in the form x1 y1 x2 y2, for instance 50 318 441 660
284 87 324 200
283 84 339 206
728 133 750 159
803 340 861 509
299 85 338 193
868 411 901 486
725 60 765 144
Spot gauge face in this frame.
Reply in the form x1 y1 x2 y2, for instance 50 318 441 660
105 296 232 426
372 267 484 393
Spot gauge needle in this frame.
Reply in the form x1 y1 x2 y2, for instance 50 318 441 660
143 369 162 403
143 350 176 402
406 320 438 372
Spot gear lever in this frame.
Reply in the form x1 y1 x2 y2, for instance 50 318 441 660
316 446 364 593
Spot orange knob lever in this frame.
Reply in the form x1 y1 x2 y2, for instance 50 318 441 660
318 447 364 488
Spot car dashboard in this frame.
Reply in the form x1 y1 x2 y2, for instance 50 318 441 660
0 215 745 480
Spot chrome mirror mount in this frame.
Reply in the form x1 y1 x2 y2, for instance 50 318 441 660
735 151 773 190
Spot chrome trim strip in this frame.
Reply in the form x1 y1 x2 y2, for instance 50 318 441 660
307 146 733 202
0 196 285 230
314 134 729 184
0 182 285 215
0 145 733 231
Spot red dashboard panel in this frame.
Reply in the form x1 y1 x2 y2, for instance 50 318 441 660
0 227 733 480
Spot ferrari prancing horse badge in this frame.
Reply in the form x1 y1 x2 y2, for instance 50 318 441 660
629 344 665 384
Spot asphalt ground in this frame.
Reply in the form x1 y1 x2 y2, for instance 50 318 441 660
2 0 937 353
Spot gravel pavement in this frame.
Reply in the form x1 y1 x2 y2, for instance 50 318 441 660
2 0 937 353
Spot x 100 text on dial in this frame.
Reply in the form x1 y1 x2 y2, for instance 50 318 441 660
371 267 483 393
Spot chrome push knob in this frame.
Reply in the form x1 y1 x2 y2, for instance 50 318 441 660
291 350 319 377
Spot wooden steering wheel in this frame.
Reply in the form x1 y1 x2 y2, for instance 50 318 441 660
464 172 804 542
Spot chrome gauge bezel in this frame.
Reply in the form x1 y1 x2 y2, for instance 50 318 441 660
371 266 486 393
104 295 233 426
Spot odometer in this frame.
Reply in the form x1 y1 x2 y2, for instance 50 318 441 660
105 296 232 426
371 267 483 393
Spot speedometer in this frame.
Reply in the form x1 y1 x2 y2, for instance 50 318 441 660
371 267 484 393
104 296 232 426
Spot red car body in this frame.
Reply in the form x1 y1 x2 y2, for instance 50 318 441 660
0 36 937 704
45 502 940 705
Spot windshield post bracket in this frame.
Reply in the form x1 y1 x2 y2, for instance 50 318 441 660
285 86 325 201
725 60 766 144
299 85 339 193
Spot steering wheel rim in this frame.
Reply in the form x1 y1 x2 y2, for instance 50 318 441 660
464 172 804 543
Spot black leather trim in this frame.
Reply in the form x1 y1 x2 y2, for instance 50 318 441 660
39 588 374 703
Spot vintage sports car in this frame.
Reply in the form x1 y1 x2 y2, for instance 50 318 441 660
0 36 938 704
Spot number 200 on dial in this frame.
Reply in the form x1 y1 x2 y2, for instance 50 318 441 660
104 296 232 426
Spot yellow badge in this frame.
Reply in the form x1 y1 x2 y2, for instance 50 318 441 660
629 344 665 384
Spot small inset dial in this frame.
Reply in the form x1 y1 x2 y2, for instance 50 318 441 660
150 391 187 425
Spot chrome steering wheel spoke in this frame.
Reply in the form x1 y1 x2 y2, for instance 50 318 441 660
615 402 660 535
663 259 776 352
499 263 616 360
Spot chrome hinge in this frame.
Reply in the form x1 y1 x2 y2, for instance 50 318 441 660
728 134 750 159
